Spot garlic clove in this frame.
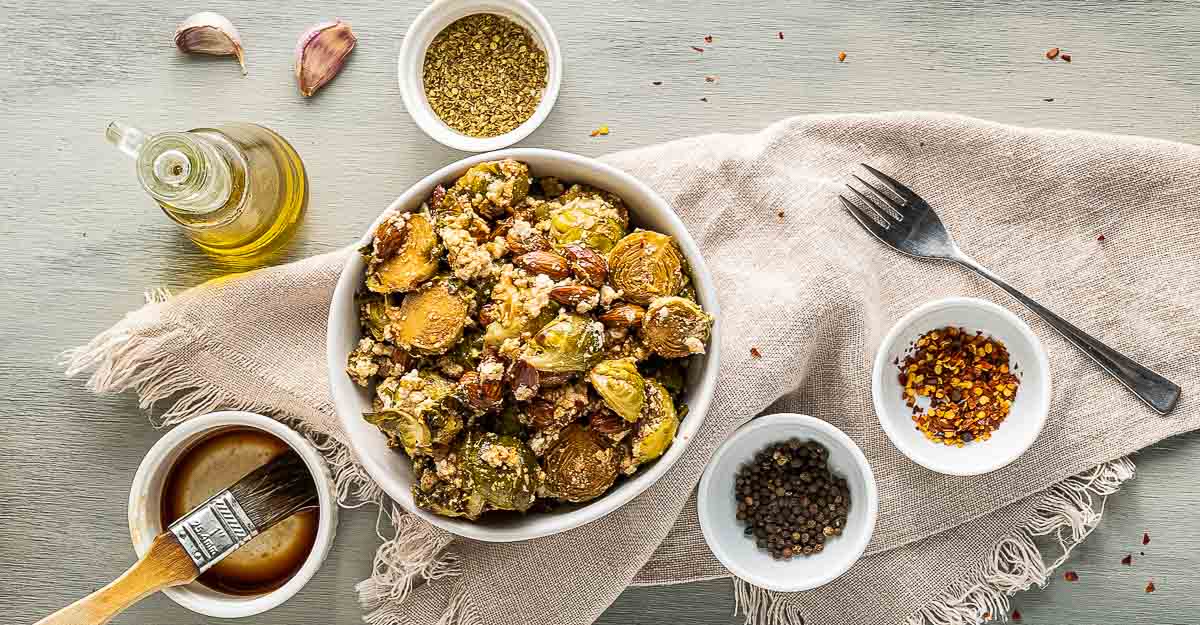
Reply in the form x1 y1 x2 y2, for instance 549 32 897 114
175 11 246 75
295 19 357 97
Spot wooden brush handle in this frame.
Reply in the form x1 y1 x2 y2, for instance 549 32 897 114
36 533 200 625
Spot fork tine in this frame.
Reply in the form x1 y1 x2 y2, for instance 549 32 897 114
845 184 896 227
852 174 904 221
861 163 921 205
839 195 891 241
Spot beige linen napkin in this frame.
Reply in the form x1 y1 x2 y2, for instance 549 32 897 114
67 112 1200 625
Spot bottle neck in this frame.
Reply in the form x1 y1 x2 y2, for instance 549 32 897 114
136 131 233 216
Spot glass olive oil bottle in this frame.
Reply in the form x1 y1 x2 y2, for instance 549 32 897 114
106 121 307 260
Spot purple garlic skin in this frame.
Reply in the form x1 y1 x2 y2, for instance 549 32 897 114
295 19 357 97
174 11 246 75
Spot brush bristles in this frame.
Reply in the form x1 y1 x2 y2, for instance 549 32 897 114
227 450 318 531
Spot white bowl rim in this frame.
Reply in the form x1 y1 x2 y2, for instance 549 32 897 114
697 413 879 592
871 296 1052 476
397 0 563 152
327 147 722 542
127 411 339 618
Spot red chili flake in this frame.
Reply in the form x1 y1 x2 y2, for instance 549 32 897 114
691 46 705 53
838 51 847 62
1011 609 1022 621
1143 532 1151 545
1062 53 1073 63
1121 554 1133 565
778 211 786 219
704 35 713 44
1046 47 1061 60
1064 571 1079 582
750 347 762 359
1146 580 1156 593
778 31 784 40
982 613 991 620
652 81 662 86
1097 234 1106 242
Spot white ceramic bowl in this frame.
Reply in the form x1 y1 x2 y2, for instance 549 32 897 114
128 411 338 619
697 413 878 592
872 297 1051 476
398 0 563 152
327 148 721 542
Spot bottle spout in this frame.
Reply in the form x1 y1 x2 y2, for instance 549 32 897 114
106 121 147 160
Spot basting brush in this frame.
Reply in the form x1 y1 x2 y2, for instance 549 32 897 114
36 450 317 625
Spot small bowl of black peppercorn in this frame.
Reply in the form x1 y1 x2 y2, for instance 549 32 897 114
698 413 878 592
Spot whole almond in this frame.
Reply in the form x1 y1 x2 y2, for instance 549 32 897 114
549 284 600 308
562 244 608 287
515 250 570 280
506 228 552 256
599 304 646 328
478 302 501 327
511 360 540 400
590 409 633 440
538 371 574 389
460 371 501 411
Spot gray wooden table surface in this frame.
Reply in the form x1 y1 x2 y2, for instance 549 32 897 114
3 1 1198 623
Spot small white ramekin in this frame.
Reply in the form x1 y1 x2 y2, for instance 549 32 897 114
128 411 339 619
397 0 563 152
698 413 879 593
872 297 1051 476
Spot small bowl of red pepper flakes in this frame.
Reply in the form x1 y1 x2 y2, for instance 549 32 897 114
872 297 1051 476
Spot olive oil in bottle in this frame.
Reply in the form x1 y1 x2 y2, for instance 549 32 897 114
106 121 308 260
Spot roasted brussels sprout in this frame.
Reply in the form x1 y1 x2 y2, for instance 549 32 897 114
459 432 539 512
547 197 626 254
452 160 531 219
521 313 605 373
364 408 431 457
630 380 679 465
588 359 646 422
395 278 473 355
372 370 463 456
556 184 629 228
411 457 485 520
607 230 686 305
543 425 618 503
366 212 440 294
642 296 713 358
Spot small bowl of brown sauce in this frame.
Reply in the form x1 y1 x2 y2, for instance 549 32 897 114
128 411 338 618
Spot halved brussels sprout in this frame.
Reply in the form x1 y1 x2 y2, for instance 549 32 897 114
366 213 440 294
364 409 430 457
631 380 679 465
543 425 618 503
521 313 605 373
454 160 531 219
589 359 646 422
607 230 686 305
642 296 713 358
547 197 626 254
395 278 473 355
459 432 539 512
556 184 629 228
411 457 486 520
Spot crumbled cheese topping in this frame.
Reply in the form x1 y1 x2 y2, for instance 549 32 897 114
575 291 600 313
685 336 706 354
479 360 504 382
600 285 623 307
440 223 496 281
480 442 518 468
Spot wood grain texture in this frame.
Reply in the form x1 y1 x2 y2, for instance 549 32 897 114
2 1 1198 623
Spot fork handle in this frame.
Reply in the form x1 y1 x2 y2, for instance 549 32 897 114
957 259 1181 415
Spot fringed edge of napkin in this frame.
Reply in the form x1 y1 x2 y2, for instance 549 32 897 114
733 457 1136 625
62 288 465 625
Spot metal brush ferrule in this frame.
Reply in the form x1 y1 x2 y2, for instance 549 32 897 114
168 490 258 573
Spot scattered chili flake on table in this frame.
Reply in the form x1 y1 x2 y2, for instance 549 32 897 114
750 347 762 359
1062 53 1073 63
1064 570 1079 582
778 31 785 40
704 35 713 43
699 97 708 102
652 81 663 86
899 326 1021 446
691 46 705 53
1146 580 1156 593
778 211 786 219
1011 609 1022 621
838 51 847 62
589 125 609 137
705 75 718 83
1097 234 1106 242
1046 47 1061 59
1043 97 1055 102
1122 554 1133 565
1143 531 1151 545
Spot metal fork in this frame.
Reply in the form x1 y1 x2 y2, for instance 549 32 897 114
841 164 1180 415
